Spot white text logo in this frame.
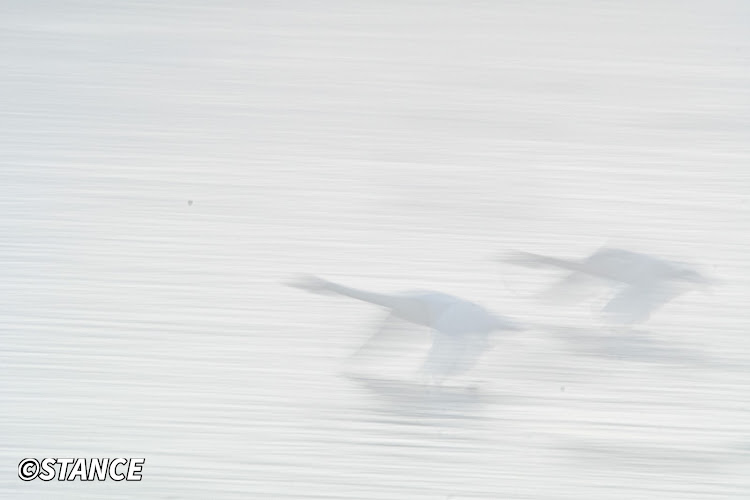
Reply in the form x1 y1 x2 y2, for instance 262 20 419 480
18 458 145 481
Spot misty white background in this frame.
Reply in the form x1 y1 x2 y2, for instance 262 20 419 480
2 1 749 498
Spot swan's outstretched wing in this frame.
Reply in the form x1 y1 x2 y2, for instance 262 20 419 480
419 303 494 381
601 284 684 325
350 313 430 361
541 271 606 305
421 329 488 381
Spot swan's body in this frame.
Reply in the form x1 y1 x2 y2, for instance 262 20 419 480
291 276 521 382
505 247 708 324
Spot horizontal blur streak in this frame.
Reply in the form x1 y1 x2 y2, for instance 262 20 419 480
1 0 749 499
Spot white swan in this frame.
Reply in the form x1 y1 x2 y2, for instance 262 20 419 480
504 247 709 324
290 275 522 383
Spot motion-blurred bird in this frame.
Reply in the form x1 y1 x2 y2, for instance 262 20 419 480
503 247 709 325
290 275 522 384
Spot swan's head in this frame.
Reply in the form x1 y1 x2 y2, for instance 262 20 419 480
286 275 334 294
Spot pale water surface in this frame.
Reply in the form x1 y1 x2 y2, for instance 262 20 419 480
2 1 749 498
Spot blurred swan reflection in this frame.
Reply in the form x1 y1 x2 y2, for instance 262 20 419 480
504 247 710 325
290 275 522 384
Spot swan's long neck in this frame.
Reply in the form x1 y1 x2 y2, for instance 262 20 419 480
517 252 630 283
324 281 402 310
323 281 431 326
509 251 585 272
532 254 587 273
